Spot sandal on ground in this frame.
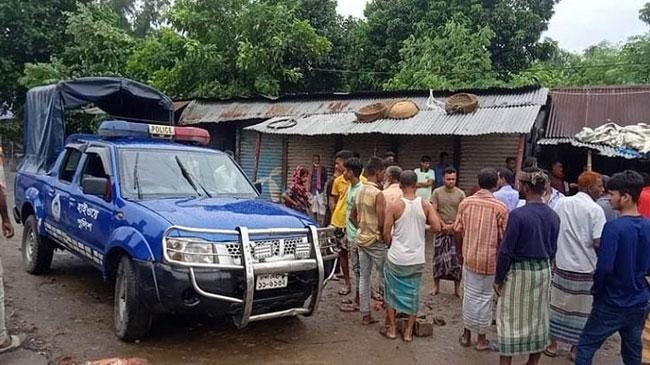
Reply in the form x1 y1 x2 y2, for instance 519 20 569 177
0 335 24 354
458 335 471 347
361 317 379 325
543 348 558 358
340 298 353 305
476 340 498 352
338 287 351 296
432 317 446 326
338 303 359 312
379 327 397 340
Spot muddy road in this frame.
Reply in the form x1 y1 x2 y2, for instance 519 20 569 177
0 173 619 364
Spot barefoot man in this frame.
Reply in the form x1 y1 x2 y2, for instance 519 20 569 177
431 168 465 297
455 168 509 351
382 170 441 342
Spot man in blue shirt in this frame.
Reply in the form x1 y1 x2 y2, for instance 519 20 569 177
575 170 650 365
494 168 519 211
434 152 454 188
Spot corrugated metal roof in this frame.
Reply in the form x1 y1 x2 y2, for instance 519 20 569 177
537 137 639 159
179 87 548 125
244 105 542 136
546 86 650 138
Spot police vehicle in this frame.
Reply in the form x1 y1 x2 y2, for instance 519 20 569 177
13 119 337 341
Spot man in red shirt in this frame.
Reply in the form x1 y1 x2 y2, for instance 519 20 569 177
638 173 650 218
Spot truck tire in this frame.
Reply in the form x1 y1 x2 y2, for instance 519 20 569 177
114 256 152 342
22 215 54 274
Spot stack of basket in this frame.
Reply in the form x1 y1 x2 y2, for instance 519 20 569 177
354 100 420 123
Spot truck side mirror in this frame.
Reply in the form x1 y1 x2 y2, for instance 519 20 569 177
254 182 263 195
83 177 110 200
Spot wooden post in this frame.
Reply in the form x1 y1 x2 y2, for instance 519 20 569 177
252 132 262 182
587 150 593 171
514 134 526 189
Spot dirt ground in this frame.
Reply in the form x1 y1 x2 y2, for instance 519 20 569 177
0 172 620 364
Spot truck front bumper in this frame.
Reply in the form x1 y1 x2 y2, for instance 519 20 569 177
135 225 337 327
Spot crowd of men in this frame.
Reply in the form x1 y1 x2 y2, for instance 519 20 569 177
283 150 650 365
0 148 648 363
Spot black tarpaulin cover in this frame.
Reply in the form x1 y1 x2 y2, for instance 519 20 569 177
21 77 173 174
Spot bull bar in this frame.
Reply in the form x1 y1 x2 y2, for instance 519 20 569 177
162 225 337 328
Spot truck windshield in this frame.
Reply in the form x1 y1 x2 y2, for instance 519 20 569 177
118 149 257 199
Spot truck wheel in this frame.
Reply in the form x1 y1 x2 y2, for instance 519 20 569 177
22 215 54 274
114 256 152 342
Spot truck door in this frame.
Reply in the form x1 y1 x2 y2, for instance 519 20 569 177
44 147 83 237
69 146 114 265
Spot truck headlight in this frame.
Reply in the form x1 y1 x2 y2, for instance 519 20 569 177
166 238 216 264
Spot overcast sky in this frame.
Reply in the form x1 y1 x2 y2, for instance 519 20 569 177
336 0 649 53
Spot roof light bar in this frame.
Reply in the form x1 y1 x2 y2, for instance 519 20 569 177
98 120 210 145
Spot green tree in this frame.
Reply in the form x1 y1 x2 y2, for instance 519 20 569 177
358 0 558 88
385 21 499 90
129 0 331 98
0 0 86 107
640 2 650 25
20 2 136 88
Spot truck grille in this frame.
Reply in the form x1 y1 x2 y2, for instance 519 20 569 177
225 237 308 260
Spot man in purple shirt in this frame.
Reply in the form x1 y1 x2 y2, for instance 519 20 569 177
494 168 519 211
575 170 650 365
494 168 560 365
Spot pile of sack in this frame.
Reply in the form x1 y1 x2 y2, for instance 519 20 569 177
575 122 650 154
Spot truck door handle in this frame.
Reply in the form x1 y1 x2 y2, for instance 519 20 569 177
47 188 55 196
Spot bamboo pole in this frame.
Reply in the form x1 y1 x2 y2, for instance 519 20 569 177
587 150 593 171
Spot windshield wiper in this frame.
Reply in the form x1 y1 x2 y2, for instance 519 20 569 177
174 155 212 198
133 152 142 200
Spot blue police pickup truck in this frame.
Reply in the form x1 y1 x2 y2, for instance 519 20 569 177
13 120 337 341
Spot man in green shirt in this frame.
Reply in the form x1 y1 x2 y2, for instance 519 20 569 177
339 157 364 312
415 155 435 201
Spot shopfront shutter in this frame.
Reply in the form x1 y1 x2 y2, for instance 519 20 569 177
239 130 284 202
458 135 520 194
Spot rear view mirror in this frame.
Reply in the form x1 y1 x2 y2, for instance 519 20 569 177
83 177 110 200
254 182 263 195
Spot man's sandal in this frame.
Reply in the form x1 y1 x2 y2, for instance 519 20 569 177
0 335 24 354
458 335 471 347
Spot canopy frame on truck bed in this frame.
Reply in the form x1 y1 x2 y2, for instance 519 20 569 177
21 77 174 174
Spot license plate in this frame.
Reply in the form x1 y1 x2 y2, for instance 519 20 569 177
255 273 288 290
148 124 175 137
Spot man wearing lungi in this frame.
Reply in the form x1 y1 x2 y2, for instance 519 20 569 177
494 168 560 365
454 168 509 351
431 167 465 297
382 170 441 342
546 171 606 361
575 170 650 365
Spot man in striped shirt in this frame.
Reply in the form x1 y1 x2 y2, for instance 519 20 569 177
454 168 509 351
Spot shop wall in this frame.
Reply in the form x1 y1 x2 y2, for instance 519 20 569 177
458 135 520 193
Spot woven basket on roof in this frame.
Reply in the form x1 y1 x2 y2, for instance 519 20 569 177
445 93 479 114
355 102 388 123
387 100 419 119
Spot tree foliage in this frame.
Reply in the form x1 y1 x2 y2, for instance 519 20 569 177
354 0 558 89
386 21 499 90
